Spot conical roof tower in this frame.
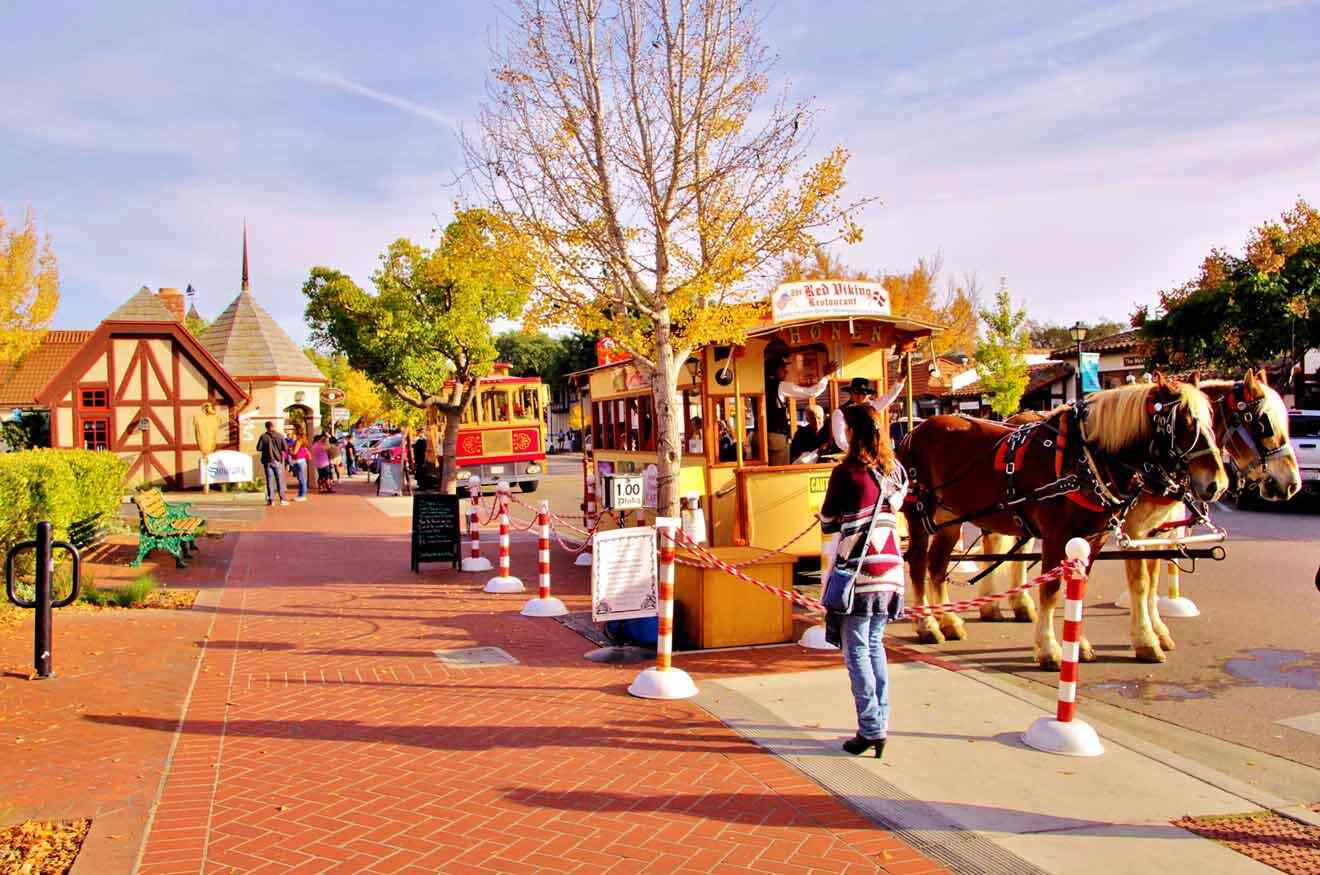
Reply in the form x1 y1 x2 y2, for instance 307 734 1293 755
198 227 323 382
107 286 177 322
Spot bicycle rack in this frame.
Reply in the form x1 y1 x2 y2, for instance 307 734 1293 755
5 520 81 679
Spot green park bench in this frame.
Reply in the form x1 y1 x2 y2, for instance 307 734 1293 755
130 489 206 568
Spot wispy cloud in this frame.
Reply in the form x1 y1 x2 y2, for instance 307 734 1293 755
296 68 457 127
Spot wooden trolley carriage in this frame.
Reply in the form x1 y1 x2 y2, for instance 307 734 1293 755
569 282 941 648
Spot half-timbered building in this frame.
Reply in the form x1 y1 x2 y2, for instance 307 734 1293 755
32 287 247 487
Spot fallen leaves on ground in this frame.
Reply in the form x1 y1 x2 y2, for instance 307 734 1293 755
0 818 90 875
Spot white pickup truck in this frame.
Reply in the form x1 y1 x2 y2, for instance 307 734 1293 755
1292 409 1320 496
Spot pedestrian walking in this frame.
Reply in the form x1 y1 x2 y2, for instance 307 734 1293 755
344 439 358 477
289 429 310 501
819 404 908 759
327 435 343 480
256 421 290 507
311 433 334 493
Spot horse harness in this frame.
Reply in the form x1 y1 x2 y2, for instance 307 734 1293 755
908 391 1211 541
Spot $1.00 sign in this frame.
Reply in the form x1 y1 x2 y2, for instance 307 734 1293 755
610 474 644 510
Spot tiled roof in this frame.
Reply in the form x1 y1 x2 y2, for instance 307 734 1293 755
199 290 324 382
894 354 974 398
0 331 92 406
1049 328 1145 357
947 362 1072 400
106 286 178 322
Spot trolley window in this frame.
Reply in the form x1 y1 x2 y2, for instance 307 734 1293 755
480 389 510 423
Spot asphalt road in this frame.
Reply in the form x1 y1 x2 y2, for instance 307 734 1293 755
898 498 1320 781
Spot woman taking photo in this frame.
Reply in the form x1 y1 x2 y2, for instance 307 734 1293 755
819 404 908 759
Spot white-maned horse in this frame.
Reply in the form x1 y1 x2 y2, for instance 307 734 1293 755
975 369 1300 662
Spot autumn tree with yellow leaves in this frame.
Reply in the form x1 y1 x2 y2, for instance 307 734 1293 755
0 210 60 366
466 0 869 515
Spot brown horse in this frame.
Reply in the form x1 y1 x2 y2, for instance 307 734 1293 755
1120 369 1300 661
901 379 1228 670
976 370 1300 661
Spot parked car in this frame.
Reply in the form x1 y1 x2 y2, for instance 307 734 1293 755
1291 409 1320 496
1234 409 1320 509
360 434 403 473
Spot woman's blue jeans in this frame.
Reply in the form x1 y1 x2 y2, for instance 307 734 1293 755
842 611 890 740
293 460 308 498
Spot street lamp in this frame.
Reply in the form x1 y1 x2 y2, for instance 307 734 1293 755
1070 321 1088 401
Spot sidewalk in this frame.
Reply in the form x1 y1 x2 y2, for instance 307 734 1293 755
113 478 950 874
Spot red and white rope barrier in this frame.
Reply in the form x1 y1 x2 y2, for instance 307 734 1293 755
628 517 697 700
484 482 524 593
1022 538 1104 757
521 500 567 617
575 473 597 567
461 475 492 573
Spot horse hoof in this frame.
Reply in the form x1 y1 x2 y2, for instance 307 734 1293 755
940 622 967 641
1157 633 1176 651
1079 644 1097 662
1135 645 1167 663
917 627 945 645
979 607 1004 623
1013 605 1037 623
1037 655 1061 672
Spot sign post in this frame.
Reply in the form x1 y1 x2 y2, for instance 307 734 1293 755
411 493 461 572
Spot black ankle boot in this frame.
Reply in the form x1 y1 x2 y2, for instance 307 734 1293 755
842 734 886 758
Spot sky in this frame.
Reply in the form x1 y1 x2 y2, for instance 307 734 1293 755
3 0 1319 347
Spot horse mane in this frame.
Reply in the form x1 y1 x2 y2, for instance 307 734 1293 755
1065 383 1211 453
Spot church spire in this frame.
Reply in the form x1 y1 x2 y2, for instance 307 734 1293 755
241 222 250 291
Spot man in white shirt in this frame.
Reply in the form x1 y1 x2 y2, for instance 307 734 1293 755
766 355 836 465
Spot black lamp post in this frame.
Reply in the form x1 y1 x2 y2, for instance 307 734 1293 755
1070 321 1088 401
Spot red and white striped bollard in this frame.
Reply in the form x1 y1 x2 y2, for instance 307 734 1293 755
461 475 492 572
484 481 524 593
1023 538 1103 756
575 473 596 567
629 516 697 699
522 500 567 616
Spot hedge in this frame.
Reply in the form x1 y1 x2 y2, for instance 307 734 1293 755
0 449 128 558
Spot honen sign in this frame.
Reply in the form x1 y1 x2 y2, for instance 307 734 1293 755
771 280 891 324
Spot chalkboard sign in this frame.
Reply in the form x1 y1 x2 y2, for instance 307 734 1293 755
411 493 461 572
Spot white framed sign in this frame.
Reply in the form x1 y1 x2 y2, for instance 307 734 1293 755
591 526 658 622
771 280 890 324
958 399 981 412
610 474 645 510
378 461 403 496
201 450 254 485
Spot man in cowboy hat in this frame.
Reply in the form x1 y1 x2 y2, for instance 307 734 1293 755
829 375 907 453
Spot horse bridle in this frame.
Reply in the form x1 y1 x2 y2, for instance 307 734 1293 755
1217 386 1295 482
1141 390 1218 498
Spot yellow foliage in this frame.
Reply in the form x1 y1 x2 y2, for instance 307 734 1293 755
0 209 60 366
1245 198 1320 275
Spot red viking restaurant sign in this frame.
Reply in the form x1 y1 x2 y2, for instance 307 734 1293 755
770 280 891 324
596 338 631 367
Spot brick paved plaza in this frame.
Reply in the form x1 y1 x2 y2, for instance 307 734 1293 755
1 478 948 874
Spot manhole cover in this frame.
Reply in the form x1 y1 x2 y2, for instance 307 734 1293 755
434 646 519 668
